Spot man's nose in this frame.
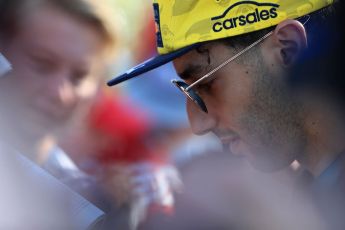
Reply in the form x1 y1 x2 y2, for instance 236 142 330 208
186 99 217 135
48 75 78 107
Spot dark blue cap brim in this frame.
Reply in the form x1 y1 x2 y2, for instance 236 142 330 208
107 43 200 86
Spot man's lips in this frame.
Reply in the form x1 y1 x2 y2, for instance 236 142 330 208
219 136 242 156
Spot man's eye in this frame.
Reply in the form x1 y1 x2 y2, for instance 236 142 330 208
197 79 215 94
70 72 87 86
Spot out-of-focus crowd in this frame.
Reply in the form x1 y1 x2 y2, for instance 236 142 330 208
0 0 345 230
0 1 218 229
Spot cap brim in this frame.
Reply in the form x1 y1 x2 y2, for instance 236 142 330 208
107 43 200 86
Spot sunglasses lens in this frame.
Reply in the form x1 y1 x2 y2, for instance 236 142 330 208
172 80 208 113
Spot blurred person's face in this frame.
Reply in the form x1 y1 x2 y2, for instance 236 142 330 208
173 21 307 172
0 4 103 139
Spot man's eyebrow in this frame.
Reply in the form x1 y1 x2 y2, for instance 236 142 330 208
178 64 204 81
24 44 59 61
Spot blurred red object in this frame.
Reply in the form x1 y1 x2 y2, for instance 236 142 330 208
88 90 157 164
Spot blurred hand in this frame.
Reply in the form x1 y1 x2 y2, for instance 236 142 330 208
99 161 182 229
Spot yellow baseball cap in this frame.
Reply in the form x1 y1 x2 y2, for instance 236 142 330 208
108 0 333 86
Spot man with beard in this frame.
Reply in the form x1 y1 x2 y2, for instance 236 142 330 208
108 0 338 178
108 0 344 228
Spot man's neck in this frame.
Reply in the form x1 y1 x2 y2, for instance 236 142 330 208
298 92 345 177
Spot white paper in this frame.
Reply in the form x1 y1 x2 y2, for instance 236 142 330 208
0 151 105 229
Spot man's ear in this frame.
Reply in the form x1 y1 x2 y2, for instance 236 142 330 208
271 19 307 67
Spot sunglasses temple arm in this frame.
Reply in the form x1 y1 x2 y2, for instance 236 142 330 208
186 31 273 91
